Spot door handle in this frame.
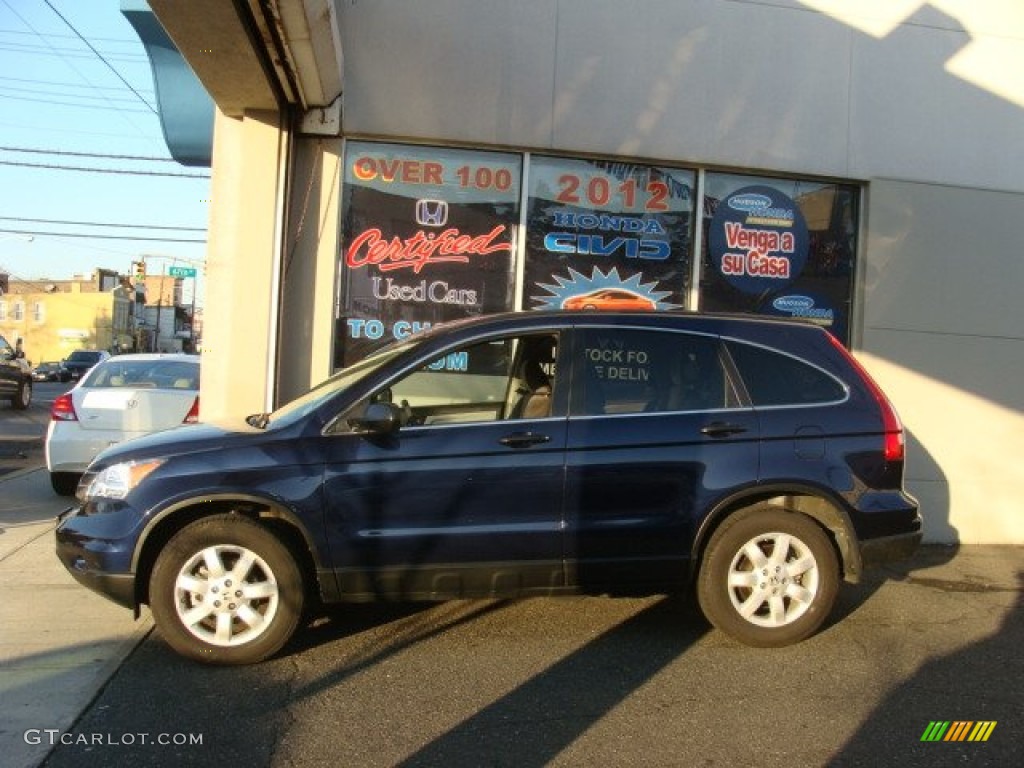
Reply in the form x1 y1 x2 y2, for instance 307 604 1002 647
700 421 749 438
499 432 551 448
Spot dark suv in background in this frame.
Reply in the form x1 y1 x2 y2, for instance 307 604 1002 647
62 349 110 380
0 333 32 409
56 312 921 664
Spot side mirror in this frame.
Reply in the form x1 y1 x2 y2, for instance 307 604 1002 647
350 401 400 435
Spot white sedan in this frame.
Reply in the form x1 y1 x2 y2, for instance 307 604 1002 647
46 353 200 495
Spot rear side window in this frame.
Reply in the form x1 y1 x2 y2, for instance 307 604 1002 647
575 328 736 416
727 341 846 406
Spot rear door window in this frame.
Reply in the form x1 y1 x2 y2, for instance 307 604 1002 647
573 328 738 415
726 341 846 406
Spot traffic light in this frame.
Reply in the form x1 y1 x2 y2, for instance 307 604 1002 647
133 261 146 282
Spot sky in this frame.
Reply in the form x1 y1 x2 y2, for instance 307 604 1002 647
0 0 209 305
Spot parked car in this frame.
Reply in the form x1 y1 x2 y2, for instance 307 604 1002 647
0 333 32 409
562 288 657 311
55 312 921 664
46 353 200 495
32 361 73 383
62 349 110 380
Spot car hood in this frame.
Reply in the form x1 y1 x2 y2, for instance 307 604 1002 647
90 418 266 468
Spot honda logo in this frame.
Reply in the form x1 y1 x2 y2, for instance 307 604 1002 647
415 199 448 227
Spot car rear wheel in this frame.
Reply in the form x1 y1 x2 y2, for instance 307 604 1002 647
50 472 81 496
697 506 838 647
11 379 31 410
150 515 304 665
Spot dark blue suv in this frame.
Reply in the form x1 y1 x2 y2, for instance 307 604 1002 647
55 312 921 664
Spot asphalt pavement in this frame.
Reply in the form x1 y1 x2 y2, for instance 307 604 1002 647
0 417 1021 767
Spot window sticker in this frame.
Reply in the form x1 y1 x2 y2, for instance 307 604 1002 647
339 142 521 365
524 157 694 312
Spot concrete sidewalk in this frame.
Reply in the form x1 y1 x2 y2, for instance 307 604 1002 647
0 467 152 768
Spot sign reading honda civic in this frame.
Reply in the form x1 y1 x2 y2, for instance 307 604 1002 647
339 142 521 365
524 157 694 311
708 185 809 294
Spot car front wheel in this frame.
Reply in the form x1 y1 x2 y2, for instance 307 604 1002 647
149 515 305 665
697 506 839 647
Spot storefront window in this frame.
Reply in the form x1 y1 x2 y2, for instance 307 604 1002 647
523 156 695 313
338 142 522 366
336 144 861 367
700 173 859 343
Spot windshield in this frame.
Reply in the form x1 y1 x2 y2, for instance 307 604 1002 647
263 337 424 429
68 351 100 362
82 359 200 390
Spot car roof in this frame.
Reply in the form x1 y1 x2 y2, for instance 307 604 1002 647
423 309 823 338
97 353 198 364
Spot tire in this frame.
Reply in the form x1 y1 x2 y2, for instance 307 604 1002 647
149 515 305 665
697 506 839 648
50 472 81 496
11 379 31 410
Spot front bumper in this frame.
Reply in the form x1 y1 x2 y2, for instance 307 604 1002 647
54 504 140 610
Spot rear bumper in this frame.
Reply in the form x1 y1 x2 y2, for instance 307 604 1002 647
860 528 923 569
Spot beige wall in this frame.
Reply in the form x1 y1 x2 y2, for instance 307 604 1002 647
200 108 287 421
276 137 342 404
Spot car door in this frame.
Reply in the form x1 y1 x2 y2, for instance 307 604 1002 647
0 335 20 396
320 331 569 600
563 325 759 590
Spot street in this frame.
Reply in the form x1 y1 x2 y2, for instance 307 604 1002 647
0 399 1020 767
0 379 61 480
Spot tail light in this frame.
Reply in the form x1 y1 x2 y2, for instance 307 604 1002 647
827 334 905 462
183 396 200 424
51 393 78 422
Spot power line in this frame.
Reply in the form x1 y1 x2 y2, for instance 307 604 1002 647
1 146 179 162
0 26 142 45
0 74 153 94
0 159 209 178
0 41 147 62
0 83 147 104
0 216 205 232
41 0 157 115
0 92 152 113
0 228 205 243
0 0 154 136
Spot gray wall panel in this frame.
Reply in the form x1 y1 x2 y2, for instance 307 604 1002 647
847 6 1024 191
551 0 853 174
864 181 1024 341
338 0 558 146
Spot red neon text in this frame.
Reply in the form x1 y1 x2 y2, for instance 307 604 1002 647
345 226 512 274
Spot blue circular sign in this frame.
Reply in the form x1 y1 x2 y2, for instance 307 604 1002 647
708 185 809 294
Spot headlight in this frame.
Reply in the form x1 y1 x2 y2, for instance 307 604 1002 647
82 460 165 500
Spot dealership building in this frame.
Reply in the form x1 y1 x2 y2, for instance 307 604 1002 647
128 0 1024 544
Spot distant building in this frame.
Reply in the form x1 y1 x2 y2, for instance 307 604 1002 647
0 270 132 363
0 269 199 360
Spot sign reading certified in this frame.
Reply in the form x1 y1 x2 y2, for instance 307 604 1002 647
339 142 521 364
708 185 808 294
